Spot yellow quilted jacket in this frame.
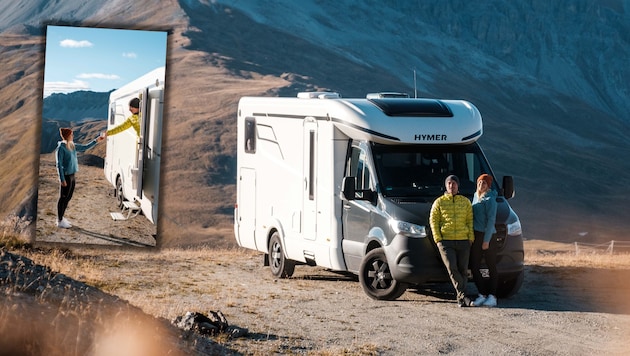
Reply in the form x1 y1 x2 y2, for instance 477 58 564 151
106 113 140 137
429 193 474 243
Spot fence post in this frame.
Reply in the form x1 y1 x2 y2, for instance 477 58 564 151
575 241 579 256
609 240 615 255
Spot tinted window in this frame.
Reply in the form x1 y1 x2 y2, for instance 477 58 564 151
244 117 256 153
372 143 493 199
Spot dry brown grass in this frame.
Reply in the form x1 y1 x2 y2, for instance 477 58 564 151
0 33 46 221
0 256 194 355
9 238 629 286
0 215 32 248
3 233 630 355
2 241 387 355
524 239 630 269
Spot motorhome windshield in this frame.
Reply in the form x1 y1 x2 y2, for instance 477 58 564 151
372 143 494 199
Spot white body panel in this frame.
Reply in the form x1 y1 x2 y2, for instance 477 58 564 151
104 67 165 224
234 94 483 271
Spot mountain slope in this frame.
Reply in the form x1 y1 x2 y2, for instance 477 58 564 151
43 91 110 122
215 0 630 120
2 0 629 247
178 1 630 241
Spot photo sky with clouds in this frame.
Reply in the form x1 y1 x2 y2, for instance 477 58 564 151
43 25 167 97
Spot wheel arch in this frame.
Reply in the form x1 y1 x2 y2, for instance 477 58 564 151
261 217 286 254
365 239 383 254
115 173 123 191
364 226 388 255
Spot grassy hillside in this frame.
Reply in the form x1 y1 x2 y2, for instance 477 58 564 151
0 33 45 222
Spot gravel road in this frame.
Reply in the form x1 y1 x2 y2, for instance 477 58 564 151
190 251 630 355
35 154 156 247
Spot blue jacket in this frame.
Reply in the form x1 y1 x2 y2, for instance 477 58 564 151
55 140 97 183
472 189 498 243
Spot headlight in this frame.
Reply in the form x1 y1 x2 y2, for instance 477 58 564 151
389 219 427 238
507 219 522 236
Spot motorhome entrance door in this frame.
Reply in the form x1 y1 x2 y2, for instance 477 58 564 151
135 88 149 198
303 118 317 241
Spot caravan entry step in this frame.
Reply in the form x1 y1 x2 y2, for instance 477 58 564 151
110 201 142 221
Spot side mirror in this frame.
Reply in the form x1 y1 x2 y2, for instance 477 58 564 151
341 176 356 201
502 175 514 199
362 189 378 206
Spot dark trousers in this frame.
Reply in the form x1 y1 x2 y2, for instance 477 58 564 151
437 239 471 301
470 230 498 296
57 174 76 221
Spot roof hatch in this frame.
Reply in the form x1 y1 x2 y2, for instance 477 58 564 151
368 98 453 117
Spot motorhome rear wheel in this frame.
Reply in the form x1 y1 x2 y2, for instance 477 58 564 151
269 232 295 278
115 176 124 209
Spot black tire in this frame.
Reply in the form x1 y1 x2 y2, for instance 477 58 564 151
115 176 125 209
269 232 295 278
359 247 407 300
496 270 524 298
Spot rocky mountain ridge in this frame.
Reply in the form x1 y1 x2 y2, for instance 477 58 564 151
40 90 109 153
43 90 110 122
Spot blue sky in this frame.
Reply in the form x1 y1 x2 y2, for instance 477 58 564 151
43 25 167 97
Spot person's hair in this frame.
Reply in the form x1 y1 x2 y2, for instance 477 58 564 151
129 97 140 109
59 128 75 151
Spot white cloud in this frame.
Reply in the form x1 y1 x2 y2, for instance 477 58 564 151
122 52 137 59
77 73 121 80
59 39 93 48
43 80 90 97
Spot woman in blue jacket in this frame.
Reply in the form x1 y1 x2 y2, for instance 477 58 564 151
470 174 499 307
55 127 103 228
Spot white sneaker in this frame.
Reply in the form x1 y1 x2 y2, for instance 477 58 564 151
483 294 497 307
61 217 72 227
473 294 486 307
57 219 72 229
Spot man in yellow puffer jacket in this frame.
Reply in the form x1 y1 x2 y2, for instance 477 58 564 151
430 174 474 307
106 97 141 137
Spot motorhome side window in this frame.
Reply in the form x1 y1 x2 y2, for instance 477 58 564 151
109 105 115 125
244 117 256 153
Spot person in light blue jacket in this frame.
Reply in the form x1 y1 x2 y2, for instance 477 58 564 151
55 127 104 228
470 174 499 307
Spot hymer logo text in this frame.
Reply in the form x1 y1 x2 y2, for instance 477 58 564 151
415 134 447 141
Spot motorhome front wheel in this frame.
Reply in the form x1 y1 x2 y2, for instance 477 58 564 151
359 248 408 300
496 270 525 298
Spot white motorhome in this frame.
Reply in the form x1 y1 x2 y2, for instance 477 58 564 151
234 92 524 300
104 67 165 224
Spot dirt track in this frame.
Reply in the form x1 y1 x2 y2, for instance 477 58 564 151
173 250 630 355
35 154 156 247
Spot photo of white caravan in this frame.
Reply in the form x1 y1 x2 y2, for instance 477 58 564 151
234 92 524 300
104 67 165 224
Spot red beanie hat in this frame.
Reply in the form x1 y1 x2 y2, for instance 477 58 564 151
477 174 492 186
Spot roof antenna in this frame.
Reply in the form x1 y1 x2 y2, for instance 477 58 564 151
413 68 417 98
